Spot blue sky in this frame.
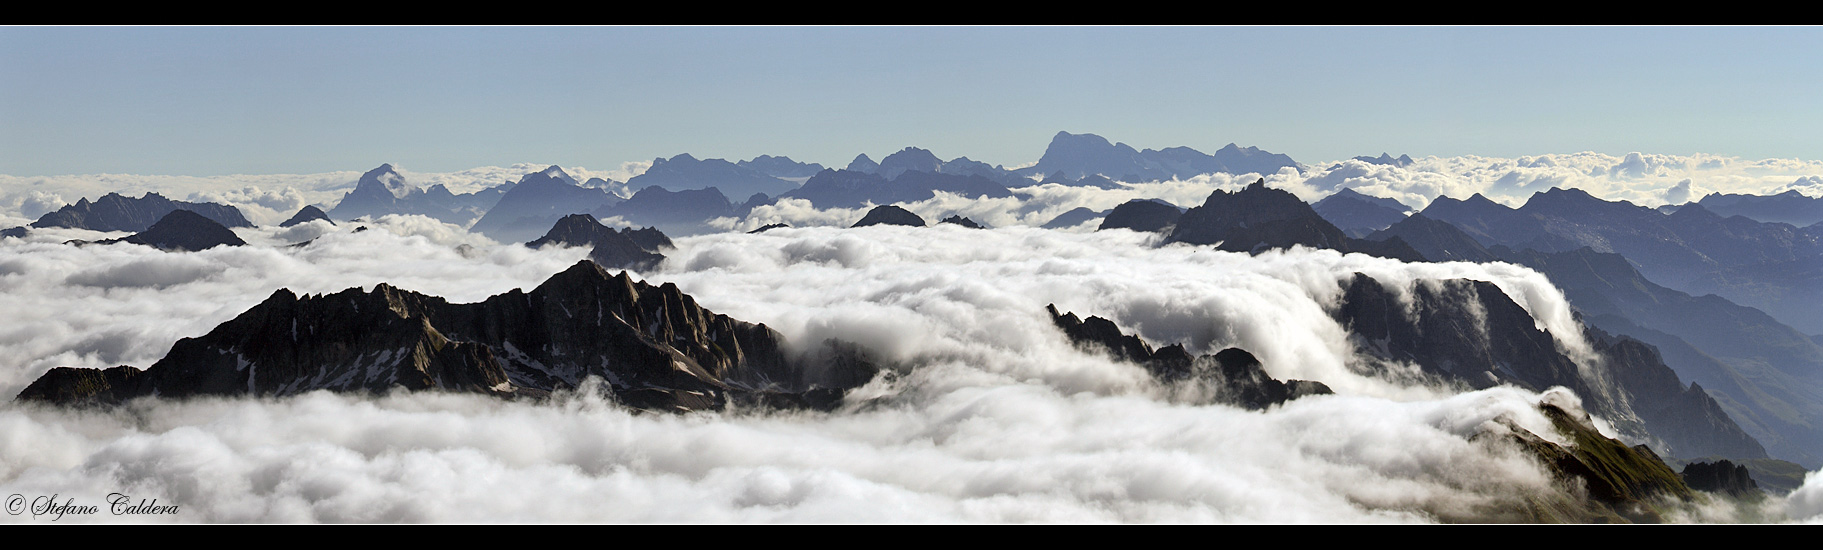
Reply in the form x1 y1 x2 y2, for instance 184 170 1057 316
4 26 1820 177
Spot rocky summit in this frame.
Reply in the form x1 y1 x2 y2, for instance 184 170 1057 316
526 214 669 271
1166 179 1425 261
17 260 878 413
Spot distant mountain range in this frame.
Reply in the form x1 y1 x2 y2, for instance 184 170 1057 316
1418 187 1823 334
327 164 515 227
469 166 623 243
28 191 252 233
1016 131 1301 182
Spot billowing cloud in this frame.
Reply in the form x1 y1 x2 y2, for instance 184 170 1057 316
1 184 1816 523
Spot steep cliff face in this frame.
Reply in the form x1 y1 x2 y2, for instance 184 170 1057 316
1334 273 1767 461
18 261 876 412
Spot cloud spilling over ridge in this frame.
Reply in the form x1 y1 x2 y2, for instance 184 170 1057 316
1 222 1811 523
657 226 1592 400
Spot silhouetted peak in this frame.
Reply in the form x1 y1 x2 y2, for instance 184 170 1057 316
851 205 926 228
279 205 334 228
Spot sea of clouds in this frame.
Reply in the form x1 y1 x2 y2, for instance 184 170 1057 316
3 215 1818 523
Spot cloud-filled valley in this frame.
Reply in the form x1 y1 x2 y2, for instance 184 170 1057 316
6 136 1823 524
2 217 1817 523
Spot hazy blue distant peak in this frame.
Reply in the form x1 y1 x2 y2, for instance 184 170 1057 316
537 165 579 185
737 155 825 178
846 153 880 174
1327 187 1414 213
878 147 943 179
655 153 700 165
1350 153 1415 167
358 163 416 199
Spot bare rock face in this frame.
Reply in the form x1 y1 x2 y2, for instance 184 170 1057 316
1335 272 1767 462
526 214 668 271
1680 460 1761 497
1046 304 1332 409
18 260 877 413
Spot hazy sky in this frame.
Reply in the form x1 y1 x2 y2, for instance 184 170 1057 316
5 26 1821 176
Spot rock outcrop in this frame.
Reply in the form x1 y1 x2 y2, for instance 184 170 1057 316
1679 460 1761 497
525 214 669 271
17 260 878 413
1046 304 1332 409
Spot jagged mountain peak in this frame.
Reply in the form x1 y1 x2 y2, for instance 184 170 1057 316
19 260 877 411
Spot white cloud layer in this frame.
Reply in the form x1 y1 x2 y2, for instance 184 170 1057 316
4 224 1804 523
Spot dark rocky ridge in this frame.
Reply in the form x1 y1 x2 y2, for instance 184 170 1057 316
1679 459 1760 497
1047 305 1332 409
1335 272 1767 461
1165 179 1425 262
17 260 877 413
1374 206 1823 465
32 192 251 232
525 214 669 271
939 215 984 229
